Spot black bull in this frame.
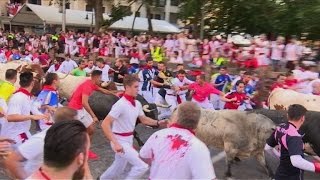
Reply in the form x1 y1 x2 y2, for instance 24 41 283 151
88 91 158 146
250 109 320 156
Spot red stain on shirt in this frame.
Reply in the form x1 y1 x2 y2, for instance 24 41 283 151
167 134 188 150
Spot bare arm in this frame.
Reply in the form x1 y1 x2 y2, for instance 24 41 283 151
82 95 96 118
139 115 158 127
7 114 47 122
101 116 123 153
4 151 27 179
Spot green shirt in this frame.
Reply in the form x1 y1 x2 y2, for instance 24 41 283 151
71 68 87 77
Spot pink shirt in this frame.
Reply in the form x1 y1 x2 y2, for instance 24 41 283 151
189 82 221 102
68 80 98 110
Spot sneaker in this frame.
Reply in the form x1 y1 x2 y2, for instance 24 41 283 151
88 150 99 160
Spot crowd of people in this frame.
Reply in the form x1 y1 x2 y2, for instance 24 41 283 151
0 29 320 179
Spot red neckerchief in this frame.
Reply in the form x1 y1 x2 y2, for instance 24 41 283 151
170 123 195 135
38 167 51 180
313 92 320 96
123 94 136 107
15 88 32 98
42 85 56 91
144 65 152 70
54 64 60 71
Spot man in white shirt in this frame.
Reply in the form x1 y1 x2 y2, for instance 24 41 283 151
84 59 96 75
140 101 216 179
100 75 167 179
4 107 78 179
5 72 48 145
95 58 110 82
271 36 285 71
57 54 78 74
165 70 193 112
285 37 300 70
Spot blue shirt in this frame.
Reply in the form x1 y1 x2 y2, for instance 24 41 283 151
215 74 231 91
34 89 59 109
141 68 156 91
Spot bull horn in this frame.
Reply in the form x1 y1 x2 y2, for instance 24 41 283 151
143 105 152 113
155 103 172 108
101 82 109 88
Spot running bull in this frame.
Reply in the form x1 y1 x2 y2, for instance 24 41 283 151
268 88 320 112
194 109 275 177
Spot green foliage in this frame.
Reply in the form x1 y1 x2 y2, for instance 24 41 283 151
103 4 132 27
179 0 320 39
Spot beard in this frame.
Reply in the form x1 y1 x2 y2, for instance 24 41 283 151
72 163 85 180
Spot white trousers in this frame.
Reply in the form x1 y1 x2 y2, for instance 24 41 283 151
116 85 125 91
210 94 225 110
154 88 171 119
100 135 148 179
192 98 215 110
165 94 186 112
141 90 154 103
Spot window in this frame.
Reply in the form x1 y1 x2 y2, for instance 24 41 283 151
171 0 180 6
65 2 70 9
86 5 94 12
169 13 178 23
28 0 41 5
154 14 161 20
153 0 166 7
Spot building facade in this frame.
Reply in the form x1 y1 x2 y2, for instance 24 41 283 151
0 0 180 24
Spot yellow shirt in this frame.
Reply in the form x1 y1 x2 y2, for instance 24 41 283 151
0 81 15 101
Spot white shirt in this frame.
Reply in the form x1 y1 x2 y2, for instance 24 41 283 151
77 37 86 47
169 56 183 64
18 129 47 177
58 59 78 74
167 77 194 95
84 66 96 74
293 70 318 93
96 64 110 82
5 92 33 143
109 97 144 133
46 64 58 73
140 127 216 179
285 43 299 61
271 42 285 60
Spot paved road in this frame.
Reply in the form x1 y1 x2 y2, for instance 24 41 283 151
1 123 319 179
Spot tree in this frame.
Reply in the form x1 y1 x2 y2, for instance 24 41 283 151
129 0 154 33
178 0 320 39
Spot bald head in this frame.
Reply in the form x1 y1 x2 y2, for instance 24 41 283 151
174 102 201 130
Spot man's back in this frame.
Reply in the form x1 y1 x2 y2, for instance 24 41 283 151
140 126 215 179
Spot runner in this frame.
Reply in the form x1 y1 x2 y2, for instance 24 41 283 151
32 73 60 131
5 72 48 145
71 60 87 77
68 70 114 160
140 102 216 179
113 59 128 91
165 70 193 112
187 75 234 109
95 58 110 82
265 104 320 180
58 54 78 74
140 59 157 103
100 75 167 179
